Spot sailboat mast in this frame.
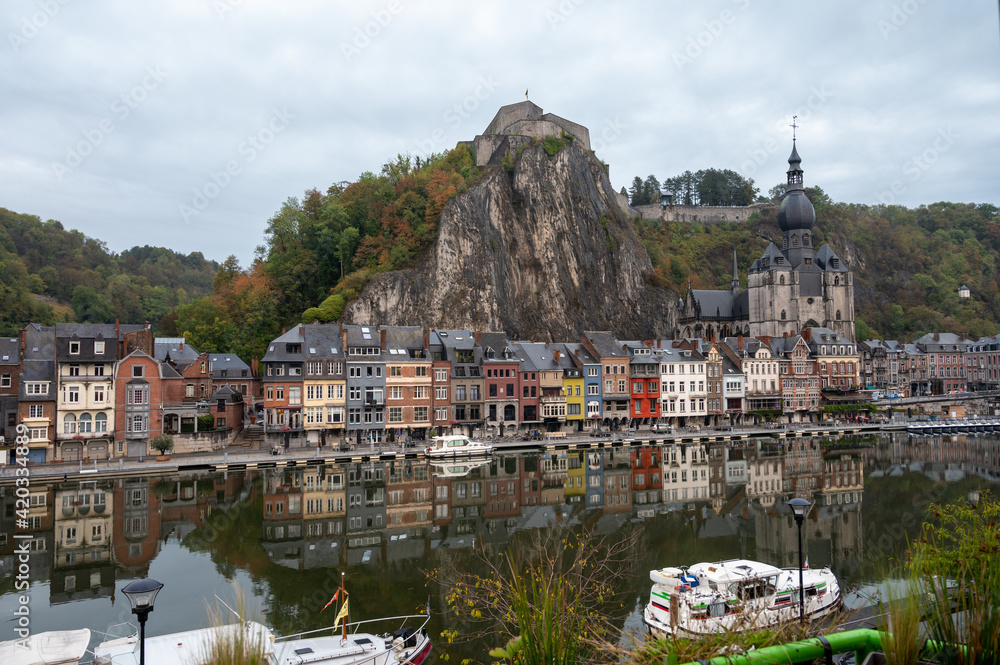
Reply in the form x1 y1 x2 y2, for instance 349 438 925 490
341 571 346 641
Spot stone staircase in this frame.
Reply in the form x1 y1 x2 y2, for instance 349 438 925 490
235 424 264 451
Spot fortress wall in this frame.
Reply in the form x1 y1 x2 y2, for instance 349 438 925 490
633 203 773 224
540 113 591 149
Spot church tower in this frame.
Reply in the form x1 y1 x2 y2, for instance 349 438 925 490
747 135 855 341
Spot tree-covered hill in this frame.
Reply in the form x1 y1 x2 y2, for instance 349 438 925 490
0 207 217 335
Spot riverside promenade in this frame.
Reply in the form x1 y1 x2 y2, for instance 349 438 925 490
0 422 900 486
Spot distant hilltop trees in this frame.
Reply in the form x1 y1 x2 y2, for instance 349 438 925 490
625 169 760 207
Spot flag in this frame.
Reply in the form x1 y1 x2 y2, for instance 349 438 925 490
334 599 349 628
524 89 528 99
320 589 338 613
804 557 809 569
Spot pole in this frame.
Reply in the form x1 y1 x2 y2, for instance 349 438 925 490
797 518 805 624
139 614 146 665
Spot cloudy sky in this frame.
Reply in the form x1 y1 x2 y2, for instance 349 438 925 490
3 1 998 265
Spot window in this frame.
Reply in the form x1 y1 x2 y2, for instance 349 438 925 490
389 386 402 400
67 387 80 403
29 404 43 418
435 369 448 382
68 364 80 377
388 407 402 423
128 386 148 405
132 365 144 378
435 386 448 400
30 427 46 440
93 386 105 403
414 406 428 422
26 382 47 395
414 386 428 399
94 341 105 354
95 413 107 432
69 341 80 355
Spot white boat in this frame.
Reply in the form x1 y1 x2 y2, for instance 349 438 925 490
0 629 90 665
425 434 493 458
93 614 431 665
643 558 841 637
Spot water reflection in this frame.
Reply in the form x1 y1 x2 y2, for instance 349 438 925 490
2 434 998 658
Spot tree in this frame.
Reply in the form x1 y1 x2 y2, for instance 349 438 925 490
71 285 112 323
628 176 647 206
150 434 174 455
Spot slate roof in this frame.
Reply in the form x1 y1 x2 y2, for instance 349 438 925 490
815 245 848 272
583 331 629 358
0 337 19 365
154 338 201 366
262 324 307 362
689 289 749 320
301 325 345 360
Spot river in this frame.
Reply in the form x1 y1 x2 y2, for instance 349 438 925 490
2 432 997 661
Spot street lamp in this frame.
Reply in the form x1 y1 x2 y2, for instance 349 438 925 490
122 578 164 665
786 497 811 624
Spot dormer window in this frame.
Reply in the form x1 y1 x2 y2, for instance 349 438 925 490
95 341 105 355
69 341 80 355
832 259 840 270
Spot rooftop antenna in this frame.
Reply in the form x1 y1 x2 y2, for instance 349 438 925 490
790 115 799 141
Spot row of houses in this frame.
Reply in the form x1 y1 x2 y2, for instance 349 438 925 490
859 331 998 396
257 324 867 449
0 324 254 464
1 321 993 463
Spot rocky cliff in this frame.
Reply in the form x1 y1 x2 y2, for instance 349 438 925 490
342 141 676 341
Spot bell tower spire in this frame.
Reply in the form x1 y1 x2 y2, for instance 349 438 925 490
731 247 740 294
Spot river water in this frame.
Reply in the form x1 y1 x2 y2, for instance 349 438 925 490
2 432 997 661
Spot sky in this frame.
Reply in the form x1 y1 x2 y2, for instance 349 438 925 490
2 1 998 265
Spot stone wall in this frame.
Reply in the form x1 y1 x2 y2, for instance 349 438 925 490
633 202 774 224
172 428 237 454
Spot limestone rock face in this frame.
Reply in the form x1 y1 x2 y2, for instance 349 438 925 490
342 141 676 341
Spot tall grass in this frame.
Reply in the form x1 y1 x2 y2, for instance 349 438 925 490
907 491 1000 665
198 585 271 665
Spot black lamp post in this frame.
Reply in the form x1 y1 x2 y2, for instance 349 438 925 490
787 497 810 624
122 578 163 665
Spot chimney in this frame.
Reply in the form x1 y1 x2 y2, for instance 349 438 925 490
300 325 305 339
251 357 258 377
553 349 561 362
115 319 121 358
474 330 481 346
423 329 430 350
179 341 184 351
341 327 348 353
738 336 743 350
20 328 26 355
380 327 386 350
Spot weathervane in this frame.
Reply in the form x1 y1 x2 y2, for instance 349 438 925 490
790 115 799 141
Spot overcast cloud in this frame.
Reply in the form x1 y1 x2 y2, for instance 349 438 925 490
2 1 998 265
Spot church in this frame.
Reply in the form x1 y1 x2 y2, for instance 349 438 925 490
677 140 855 342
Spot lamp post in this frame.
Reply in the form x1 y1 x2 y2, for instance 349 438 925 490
122 578 164 665
786 497 810 624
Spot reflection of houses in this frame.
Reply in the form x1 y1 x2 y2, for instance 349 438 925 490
0 484 53 580
783 439 823 495
541 452 567 505
565 451 585 504
520 455 541 507
661 443 710 503
298 465 346 569
262 469 304 569
632 446 662 505
52 481 114 604
485 455 522 518
386 460 432 530
746 446 784 507
601 450 632 514
345 462 385 566
113 478 161 571
584 450 605 509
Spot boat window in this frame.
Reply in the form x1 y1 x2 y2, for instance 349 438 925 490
709 601 727 618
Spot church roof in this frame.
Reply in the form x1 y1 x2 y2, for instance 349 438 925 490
814 245 848 272
749 242 788 272
689 289 749 321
